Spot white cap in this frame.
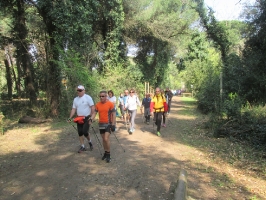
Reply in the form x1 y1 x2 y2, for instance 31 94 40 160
77 85 85 90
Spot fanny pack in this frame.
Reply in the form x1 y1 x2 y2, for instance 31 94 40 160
73 116 85 124
99 123 109 130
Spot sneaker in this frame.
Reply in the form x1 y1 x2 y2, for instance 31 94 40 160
102 153 107 160
146 121 149 125
157 132 161 137
89 142 93 150
106 154 111 163
78 146 86 153
162 124 166 127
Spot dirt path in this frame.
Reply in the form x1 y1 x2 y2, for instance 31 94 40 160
0 96 265 200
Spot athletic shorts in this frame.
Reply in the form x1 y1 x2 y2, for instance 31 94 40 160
99 123 111 134
77 116 90 137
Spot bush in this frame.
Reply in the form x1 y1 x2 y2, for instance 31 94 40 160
222 93 242 120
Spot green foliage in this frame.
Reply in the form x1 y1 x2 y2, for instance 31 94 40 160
125 0 198 86
223 93 242 120
186 32 209 61
57 49 99 117
96 61 144 98
180 45 222 114
195 0 231 60
242 0 266 105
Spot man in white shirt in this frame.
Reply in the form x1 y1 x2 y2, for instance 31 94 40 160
68 85 95 153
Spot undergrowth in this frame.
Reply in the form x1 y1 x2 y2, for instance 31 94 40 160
181 97 266 178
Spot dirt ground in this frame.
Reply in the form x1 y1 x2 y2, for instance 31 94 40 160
0 96 266 200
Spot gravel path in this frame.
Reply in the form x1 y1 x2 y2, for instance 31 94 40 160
1 96 265 200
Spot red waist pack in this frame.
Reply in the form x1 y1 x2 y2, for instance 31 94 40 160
73 116 85 124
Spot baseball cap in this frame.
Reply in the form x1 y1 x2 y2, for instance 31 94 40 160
77 85 85 90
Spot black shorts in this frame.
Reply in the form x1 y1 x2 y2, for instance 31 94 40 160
99 123 111 134
77 116 90 137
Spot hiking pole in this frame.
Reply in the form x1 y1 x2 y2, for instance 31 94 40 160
111 129 126 152
91 126 103 148
90 126 103 156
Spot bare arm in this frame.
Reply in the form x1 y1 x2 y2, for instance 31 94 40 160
69 108 76 119
90 109 97 122
90 105 95 117
112 110 116 125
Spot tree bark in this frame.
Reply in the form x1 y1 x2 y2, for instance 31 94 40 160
4 59 13 100
14 0 37 105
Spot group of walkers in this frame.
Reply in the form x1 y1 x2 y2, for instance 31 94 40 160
67 85 173 163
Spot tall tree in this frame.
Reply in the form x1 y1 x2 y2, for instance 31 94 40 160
125 0 198 86
242 0 266 105
0 0 37 103
14 0 37 104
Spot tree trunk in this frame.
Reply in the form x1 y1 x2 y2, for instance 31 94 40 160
45 20 61 117
5 45 21 98
4 59 13 100
14 0 37 105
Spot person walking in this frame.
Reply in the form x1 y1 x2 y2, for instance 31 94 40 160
118 93 124 119
107 90 118 116
90 91 116 163
160 89 167 127
150 87 168 136
124 89 141 134
165 87 173 115
68 85 95 153
123 89 129 125
141 93 151 124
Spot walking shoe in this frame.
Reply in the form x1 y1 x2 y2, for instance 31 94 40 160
102 153 107 160
162 124 166 127
78 146 86 153
146 121 149 125
89 142 93 150
157 132 161 137
106 154 111 163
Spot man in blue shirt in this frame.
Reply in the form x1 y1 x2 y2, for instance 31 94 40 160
141 93 151 124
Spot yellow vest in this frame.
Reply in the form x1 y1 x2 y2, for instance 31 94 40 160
151 94 166 112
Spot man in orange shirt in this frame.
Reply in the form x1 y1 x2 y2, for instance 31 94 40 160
90 91 116 163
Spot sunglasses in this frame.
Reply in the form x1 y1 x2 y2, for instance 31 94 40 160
155 91 160 92
99 95 106 98
77 90 84 92
130 91 134 93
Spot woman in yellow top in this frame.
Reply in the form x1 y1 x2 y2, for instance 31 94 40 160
150 87 168 136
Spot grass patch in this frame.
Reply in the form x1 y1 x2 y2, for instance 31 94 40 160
178 97 198 116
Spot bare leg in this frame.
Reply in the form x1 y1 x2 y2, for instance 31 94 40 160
101 132 111 152
79 136 85 146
